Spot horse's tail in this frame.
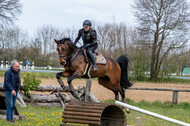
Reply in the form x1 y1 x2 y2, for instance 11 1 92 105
116 55 133 89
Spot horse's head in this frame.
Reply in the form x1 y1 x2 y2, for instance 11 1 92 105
54 38 77 65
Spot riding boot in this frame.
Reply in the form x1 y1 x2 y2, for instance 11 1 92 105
88 51 98 71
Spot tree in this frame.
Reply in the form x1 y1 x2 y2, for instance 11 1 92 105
34 25 65 66
134 0 190 80
0 0 22 25
96 22 132 59
0 25 29 62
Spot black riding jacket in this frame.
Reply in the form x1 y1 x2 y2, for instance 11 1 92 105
74 28 98 47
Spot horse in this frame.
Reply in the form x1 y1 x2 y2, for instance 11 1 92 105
54 38 133 103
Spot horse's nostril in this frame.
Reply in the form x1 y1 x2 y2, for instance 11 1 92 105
60 62 66 65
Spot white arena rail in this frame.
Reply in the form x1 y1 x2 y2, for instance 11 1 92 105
115 101 190 126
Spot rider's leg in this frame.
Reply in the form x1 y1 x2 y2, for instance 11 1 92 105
87 46 98 71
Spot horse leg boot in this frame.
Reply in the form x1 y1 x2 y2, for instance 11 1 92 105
120 88 130 113
114 91 119 101
67 76 79 99
56 73 69 91
120 88 126 103
87 50 98 71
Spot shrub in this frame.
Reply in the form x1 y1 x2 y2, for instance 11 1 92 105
22 72 41 97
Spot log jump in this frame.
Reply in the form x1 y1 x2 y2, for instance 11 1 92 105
60 102 126 126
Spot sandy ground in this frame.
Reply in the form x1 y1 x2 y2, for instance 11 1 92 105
0 77 190 103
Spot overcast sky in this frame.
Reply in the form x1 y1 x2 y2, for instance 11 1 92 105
15 0 136 36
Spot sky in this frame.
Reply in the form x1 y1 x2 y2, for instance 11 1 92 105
15 0 136 36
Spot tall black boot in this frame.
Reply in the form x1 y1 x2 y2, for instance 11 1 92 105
88 51 98 71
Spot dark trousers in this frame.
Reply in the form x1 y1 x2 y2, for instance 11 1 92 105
87 45 98 65
5 91 18 120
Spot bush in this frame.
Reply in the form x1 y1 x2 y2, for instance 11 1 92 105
22 72 41 96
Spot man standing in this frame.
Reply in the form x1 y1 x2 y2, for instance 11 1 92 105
3 60 20 123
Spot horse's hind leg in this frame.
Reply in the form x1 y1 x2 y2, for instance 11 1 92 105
113 91 119 101
120 87 130 113
120 88 126 103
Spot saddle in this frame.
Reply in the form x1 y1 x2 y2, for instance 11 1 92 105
83 49 107 65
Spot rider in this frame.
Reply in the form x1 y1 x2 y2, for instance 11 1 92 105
74 20 98 71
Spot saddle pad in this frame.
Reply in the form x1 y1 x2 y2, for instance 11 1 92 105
95 55 107 64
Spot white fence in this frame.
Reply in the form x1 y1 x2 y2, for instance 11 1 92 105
0 61 64 71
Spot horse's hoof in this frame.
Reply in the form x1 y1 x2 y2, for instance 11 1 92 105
63 86 70 92
71 91 79 99
125 108 130 113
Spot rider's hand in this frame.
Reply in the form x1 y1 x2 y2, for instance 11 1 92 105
12 90 16 96
84 44 89 48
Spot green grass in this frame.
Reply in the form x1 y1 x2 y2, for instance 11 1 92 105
33 68 63 71
0 106 64 126
130 76 190 84
0 100 189 126
0 71 56 79
105 99 190 126
0 71 98 80
0 70 190 83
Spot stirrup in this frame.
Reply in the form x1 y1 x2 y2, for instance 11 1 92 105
92 65 98 71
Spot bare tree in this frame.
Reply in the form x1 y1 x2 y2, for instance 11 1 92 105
0 25 29 61
133 0 190 80
0 0 22 25
35 25 61 55
96 22 133 59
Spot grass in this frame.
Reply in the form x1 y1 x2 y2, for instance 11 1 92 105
0 70 190 83
0 100 189 126
33 68 63 71
0 71 97 80
0 71 56 79
0 106 64 126
130 76 190 84
105 99 190 126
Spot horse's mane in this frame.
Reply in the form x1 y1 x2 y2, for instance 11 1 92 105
58 38 76 47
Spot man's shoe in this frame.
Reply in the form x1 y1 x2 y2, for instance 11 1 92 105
7 120 15 123
11 119 15 123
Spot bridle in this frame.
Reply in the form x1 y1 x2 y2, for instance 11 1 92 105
58 42 80 65
58 42 69 60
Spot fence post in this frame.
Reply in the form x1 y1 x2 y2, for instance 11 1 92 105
20 62 23 69
5 61 8 68
172 91 178 104
1 61 3 68
31 62 34 70
85 79 92 102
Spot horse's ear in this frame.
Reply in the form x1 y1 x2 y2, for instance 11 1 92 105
54 39 58 43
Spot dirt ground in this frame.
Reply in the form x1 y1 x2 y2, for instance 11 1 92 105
0 77 190 103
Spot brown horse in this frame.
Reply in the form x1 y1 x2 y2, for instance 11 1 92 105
54 38 132 102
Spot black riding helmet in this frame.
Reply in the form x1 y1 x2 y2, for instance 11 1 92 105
83 20 92 28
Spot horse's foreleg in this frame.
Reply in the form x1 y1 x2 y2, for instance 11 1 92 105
56 72 70 92
67 72 81 99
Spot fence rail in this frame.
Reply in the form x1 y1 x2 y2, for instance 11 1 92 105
128 87 190 104
0 83 189 104
115 101 190 126
0 68 62 73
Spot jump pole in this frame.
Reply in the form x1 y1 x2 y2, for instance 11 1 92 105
115 101 190 126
